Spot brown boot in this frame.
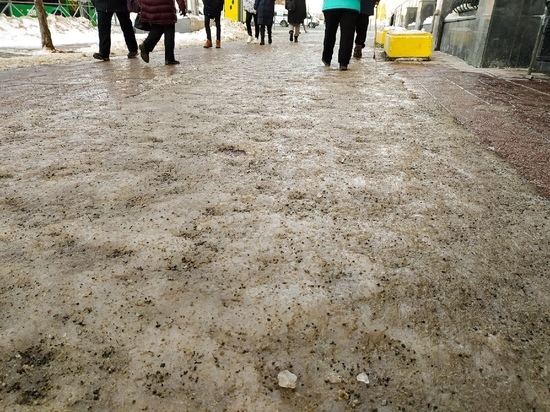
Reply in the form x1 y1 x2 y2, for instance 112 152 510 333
204 39 212 48
353 44 362 59
216 40 221 48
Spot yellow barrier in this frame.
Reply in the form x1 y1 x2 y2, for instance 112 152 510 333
384 31 433 60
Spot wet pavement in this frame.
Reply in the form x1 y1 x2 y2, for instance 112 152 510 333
1 26 550 411
391 52 550 199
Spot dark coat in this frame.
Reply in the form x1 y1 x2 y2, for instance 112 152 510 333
254 0 275 25
203 0 224 18
92 0 127 13
141 0 186 24
360 0 376 16
288 0 306 24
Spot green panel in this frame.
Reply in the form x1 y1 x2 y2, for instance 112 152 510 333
9 3 71 17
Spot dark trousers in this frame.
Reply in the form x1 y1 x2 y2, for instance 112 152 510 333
143 24 176 61
322 8 359 66
259 23 273 44
205 13 221 41
354 13 370 48
245 10 259 38
97 10 138 57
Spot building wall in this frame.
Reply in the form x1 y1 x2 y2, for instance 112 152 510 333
439 0 547 68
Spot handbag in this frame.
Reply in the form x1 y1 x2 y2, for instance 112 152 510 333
134 13 152 31
127 0 140 13
285 0 295 11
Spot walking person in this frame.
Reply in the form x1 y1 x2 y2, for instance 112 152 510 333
203 0 224 48
287 0 306 42
321 0 360 70
353 0 377 58
138 0 187 64
244 0 259 43
254 0 275 45
92 0 138 61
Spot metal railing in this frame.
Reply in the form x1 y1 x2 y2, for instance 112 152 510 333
1 0 96 22
391 0 419 28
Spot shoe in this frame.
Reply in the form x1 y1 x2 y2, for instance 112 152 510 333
353 45 362 59
268 38 272 44
260 41 265 45
294 36 298 43
253 37 259 44
322 59 330 67
247 35 253 43
216 40 221 48
127 51 138 58
289 30 293 42
339 64 348 71
139 43 149 63
165 59 180 65
93 52 109 61
204 39 212 48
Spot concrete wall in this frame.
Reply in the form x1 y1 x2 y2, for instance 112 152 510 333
439 0 547 68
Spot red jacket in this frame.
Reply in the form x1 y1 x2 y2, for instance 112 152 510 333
141 0 186 25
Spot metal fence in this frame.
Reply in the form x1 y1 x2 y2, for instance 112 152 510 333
0 0 96 22
391 0 419 28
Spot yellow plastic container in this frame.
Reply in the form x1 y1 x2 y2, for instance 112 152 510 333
384 31 433 59
375 29 387 46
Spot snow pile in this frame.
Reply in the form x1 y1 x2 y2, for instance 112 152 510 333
0 14 247 70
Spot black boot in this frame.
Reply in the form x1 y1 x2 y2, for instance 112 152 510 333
289 30 294 42
294 35 298 42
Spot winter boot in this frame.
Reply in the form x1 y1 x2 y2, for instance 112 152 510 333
289 30 294 42
216 40 221 48
247 35 253 43
294 35 298 42
138 43 149 63
204 39 212 48
353 44 362 59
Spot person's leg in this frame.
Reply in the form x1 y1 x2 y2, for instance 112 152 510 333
205 15 212 41
353 12 367 58
253 13 259 39
337 9 359 68
260 24 265 44
96 10 113 58
140 24 163 62
354 13 368 48
245 11 253 36
116 11 138 54
163 24 177 62
322 9 340 65
289 24 294 42
143 24 164 52
267 23 272 43
215 14 221 41
294 21 300 41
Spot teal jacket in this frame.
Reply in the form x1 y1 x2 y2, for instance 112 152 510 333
322 0 360 12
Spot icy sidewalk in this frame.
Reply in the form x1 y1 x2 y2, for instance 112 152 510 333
0 28 549 411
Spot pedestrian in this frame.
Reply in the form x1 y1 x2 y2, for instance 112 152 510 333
254 0 275 45
203 0 224 48
287 0 307 42
244 0 259 43
91 0 138 61
321 0 360 70
138 0 186 64
353 0 377 58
